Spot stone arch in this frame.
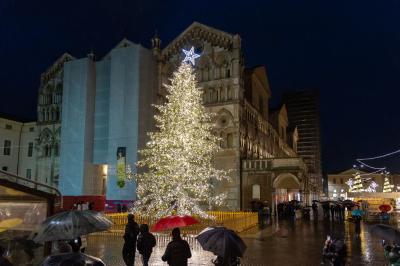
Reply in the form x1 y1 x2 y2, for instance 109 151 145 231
273 173 301 189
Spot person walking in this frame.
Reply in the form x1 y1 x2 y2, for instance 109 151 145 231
353 214 361 236
122 213 139 266
330 205 335 220
137 224 156 266
162 227 192 266
312 202 318 218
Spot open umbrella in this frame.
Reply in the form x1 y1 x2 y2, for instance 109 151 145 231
33 210 112 243
152 215 198 232
370 224 400 244
379 204 393 213
196 227 246 259
42 252 105 266
341 200 355 207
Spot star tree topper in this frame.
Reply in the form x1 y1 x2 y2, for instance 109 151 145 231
182 46 200 65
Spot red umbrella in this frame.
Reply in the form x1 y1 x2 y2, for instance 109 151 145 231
152 215 199 232
379 204 393 213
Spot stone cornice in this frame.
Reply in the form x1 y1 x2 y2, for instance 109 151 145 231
162 22 238 59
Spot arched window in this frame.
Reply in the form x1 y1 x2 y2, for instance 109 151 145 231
203 68 209 81
213 90 218 102
227 86 232 100
252 184 261 200
55 108 60 121
54 143 59 157
227 133 234 148
215 67 220 79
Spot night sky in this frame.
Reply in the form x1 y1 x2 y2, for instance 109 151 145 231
1 0 399 173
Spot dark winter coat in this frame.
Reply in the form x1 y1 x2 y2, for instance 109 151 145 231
161 237 192 266
137 232 156 257
123 221 139 246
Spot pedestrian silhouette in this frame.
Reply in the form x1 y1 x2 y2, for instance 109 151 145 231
162 227 192 266
137 224 156 266
122 213 139 266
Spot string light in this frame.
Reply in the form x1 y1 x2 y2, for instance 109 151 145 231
357 148 400 161
347 172 379 193
354 148 400 173
383 174 394 193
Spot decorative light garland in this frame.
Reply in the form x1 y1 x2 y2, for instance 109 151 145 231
346 172 379 193
383 175 394 193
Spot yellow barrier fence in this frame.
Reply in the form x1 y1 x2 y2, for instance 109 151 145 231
97 211 257 236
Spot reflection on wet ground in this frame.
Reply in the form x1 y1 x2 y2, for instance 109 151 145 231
85 218 388 266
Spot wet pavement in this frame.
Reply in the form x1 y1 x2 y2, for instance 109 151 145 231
85 218 389 266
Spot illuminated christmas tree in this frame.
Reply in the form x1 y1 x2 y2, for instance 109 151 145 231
134 48 230 218
383 175 394 193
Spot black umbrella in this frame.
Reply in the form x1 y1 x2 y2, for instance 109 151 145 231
370 224 400 244
33 210 112 243
42 252 105 266
196 227 246 259
341 200 355 207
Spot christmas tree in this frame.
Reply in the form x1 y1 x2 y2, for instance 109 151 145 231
383 175 394 192
134 48 230 218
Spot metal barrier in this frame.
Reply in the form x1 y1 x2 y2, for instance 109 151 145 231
97 211 258 236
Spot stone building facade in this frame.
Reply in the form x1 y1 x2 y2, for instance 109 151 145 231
36 53 74 187
0 115 37 179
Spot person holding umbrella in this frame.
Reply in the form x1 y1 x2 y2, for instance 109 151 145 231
196 226 246 266
352 206 363 236
161 227 192 266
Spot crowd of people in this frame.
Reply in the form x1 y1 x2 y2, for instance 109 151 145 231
322 203 347 221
